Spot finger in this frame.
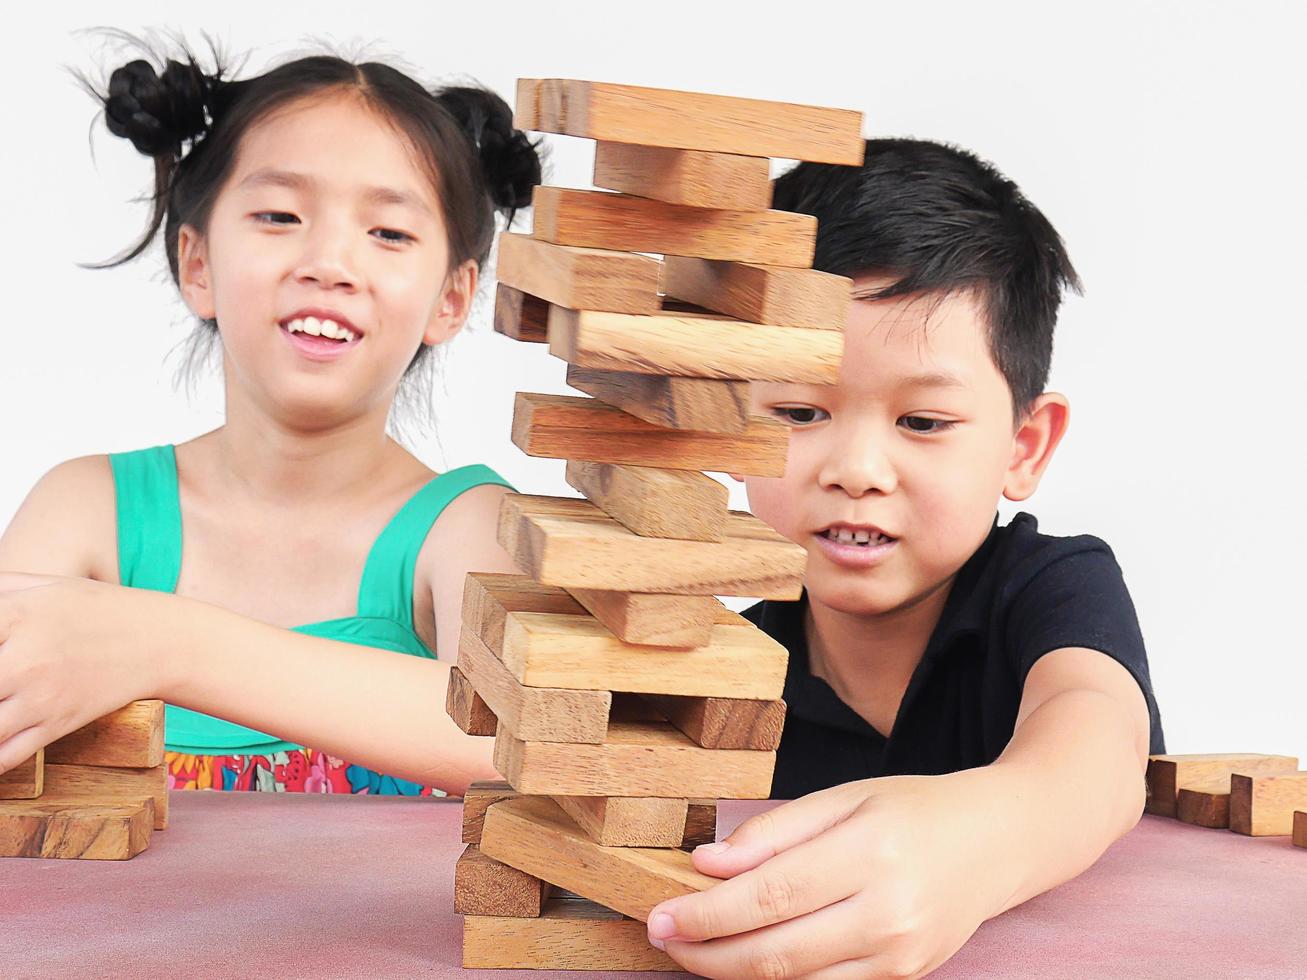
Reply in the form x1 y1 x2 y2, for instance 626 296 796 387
0 722 48 778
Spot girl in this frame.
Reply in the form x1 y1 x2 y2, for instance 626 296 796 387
0 45 542 796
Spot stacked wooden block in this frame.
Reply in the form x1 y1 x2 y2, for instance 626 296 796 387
0 701 168 860
1145 752 1307 845
444 79 864 970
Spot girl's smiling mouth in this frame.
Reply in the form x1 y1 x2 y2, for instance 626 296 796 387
278 310 363 361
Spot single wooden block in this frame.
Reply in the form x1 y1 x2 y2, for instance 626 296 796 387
45 701 165 768
566 365 751 435
499 494 806 600
512 391 789 477
641 694 786 751
457 628 612 743
1293 811 1307 848
480 795 719 921
682 800 718 849
1175 774 1236 829
494 282 550 343
455 843 549 917
532 186 816 268
445 665 499 737
565 460 729 542
1229 771 1307 836
550 306 843 384
592 142 771 211
41 763 169 831
0 799 154 860
463 896 681 970
0 750 43 800
463 572 586 657
663 256 851 331
494 721 776 799
514 79 864 165
1145 754 1298 817
567 589 719 648
496 233 660 314
552 796 689 847
461 780 520 844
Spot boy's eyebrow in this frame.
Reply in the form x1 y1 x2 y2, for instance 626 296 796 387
236 168 433 217
899 370 969 389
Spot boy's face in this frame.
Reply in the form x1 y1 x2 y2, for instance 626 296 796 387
746 275 1062 618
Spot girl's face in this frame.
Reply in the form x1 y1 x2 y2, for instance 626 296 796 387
176 91 474 430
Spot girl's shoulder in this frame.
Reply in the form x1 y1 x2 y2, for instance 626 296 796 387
0 454 119 581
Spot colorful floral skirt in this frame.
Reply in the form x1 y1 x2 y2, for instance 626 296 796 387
165 748 445 797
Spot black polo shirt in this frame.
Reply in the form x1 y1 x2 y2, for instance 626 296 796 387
744 512 1166 799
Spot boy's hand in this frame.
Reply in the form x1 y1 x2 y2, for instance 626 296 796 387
648 770 1020 979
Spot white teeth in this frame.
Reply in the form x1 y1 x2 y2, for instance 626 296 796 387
826 528 888 547
303 316 322 336
853 530 870 545
284 317 357 342
340 327 356 342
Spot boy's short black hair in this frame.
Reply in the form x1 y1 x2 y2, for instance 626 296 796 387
772 139 1081 418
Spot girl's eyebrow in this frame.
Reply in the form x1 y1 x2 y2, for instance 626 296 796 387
236 167 432 217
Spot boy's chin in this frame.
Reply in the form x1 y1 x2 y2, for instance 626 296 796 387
803 571 908 618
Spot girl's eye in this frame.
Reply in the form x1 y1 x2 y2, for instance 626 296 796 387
771 406 830 426
899 415 957 434
371 228 415 244
252 211 299 226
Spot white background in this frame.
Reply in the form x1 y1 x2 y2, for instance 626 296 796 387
2 2 1304 760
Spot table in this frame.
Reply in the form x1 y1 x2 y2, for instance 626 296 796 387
2 793 1303 978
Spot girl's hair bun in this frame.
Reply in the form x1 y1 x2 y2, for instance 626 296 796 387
105 57 215 156
435 86 542 214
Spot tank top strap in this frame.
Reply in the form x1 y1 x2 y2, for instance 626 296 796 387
355 464 514 626
108 445 183 594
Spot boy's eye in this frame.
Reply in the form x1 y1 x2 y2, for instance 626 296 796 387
252 211 300 226
899 415 957 434
771 406 830 426
371 228 415 244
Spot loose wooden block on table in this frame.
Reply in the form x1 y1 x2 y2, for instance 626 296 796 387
1144 754 1298 817
1229 771 1307 836
552 795 688 847
641 694 786 751
0 799 154 860
1294 811 1307 848
480 795 720 921
565 459 729 542
0 750 43 800
445 665 498 737
566 365 751 435
515 78 865 165
463 897 680 971
461 780 521 845
532 186 816 268
46 700 166 768
663 255 851 331
493 282 549 343
592 141 772 211
499 494 806 600
455 843 549 917
494 720 776 799
567 588 720 648
41 762 169 831
550 305 843 384
495 233 660 314
512 391 789 477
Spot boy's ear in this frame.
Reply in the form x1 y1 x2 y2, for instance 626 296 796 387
177 225 216 320
1003 392 1070 502
423 259 479 347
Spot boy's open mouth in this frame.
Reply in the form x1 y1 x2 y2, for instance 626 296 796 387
818 525 895 548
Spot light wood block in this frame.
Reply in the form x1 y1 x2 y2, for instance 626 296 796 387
515 78 864 165
641 694 786 751
45 701 165 768
494 282 549 343
567 589 719 648
532 186 816 268
0 799 153 860
463 896 680 971
552 796 688 847
592 142 771 211
1175 774 1236 829
42 763 169 831
565 460 728 542
1145 754 1298 817
457 628 612 744
1229 771 1307 836
494 721 775 798
663 256 851 330
496 232 659 313
445 665 498 737
682 800 718 849
463 572 586 656
480 795 720 921
455 843 549 917
0 750 43 800
499 494 806 600
550 306 842 384
1293 811 1307 848
567 365 751 435
513 392 789 477
461 780 521 844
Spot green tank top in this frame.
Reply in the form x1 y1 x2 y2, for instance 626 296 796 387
109 444 513 756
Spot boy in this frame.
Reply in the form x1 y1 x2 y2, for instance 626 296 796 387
645 139 1165 978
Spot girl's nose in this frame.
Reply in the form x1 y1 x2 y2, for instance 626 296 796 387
294 223 359 292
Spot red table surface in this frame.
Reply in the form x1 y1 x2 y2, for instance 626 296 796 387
1 792 1303 978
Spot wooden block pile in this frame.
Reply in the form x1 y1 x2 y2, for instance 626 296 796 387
1145 752 1307 846
0 701 168 860
445 78 864 970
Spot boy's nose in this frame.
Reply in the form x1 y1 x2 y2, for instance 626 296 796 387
817 429 898 498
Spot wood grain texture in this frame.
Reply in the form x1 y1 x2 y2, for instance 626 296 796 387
592 142 771 211
1145 754 1299 817
42 763 169 831
496 232 660 313
565 460 729 542
550 305 843 384
480 795 720 920
0 799 153 860
512 391 789 477
455 843 550 917
514 79 864 165
1294 811 1307 848
445 665 499 737
552 796 688 847
662 255 851 330
494 721 775 799
682 800 718 849
0 750 43 800
45 701 165 768
641 694 786 750
1175 774 1237 829
566 365 751 435
498 494 806 600
494 282 550 343
462 573 586 656
461 780 521 845
1229 771 1307 836
566 589 720 648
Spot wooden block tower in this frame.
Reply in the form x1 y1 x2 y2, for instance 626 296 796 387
0 701 168 860
447 78 864 971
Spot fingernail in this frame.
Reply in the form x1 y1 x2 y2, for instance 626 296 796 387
694 841 731 857
649 936 666 951
647 911 677 941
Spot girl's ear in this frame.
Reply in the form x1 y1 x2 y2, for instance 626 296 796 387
1003 392 1071 502
423 259 479 347
177 225 216 320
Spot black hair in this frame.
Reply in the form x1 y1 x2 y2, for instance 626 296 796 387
772 138 1081 419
